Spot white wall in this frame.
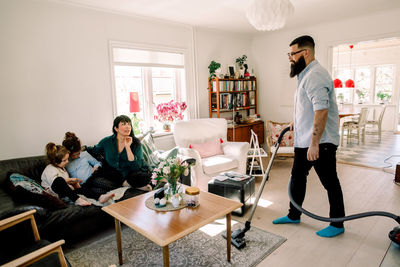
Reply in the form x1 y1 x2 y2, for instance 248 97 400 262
251 8 400 131
195 28 254 118
0 0 252 159
0 0 196 159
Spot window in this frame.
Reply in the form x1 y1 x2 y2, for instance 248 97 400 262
333 64 395 105
375 65 394 103
110 44 187 134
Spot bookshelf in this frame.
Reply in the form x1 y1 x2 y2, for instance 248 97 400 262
208 77 257 118
208 77 263 144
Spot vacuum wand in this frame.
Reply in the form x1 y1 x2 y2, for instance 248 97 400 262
224 126 291 249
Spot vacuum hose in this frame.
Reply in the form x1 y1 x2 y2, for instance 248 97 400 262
288 177 400 224
280 126 400 225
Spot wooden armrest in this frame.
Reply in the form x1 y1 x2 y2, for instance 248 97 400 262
1 240 67 267
0 209 40 241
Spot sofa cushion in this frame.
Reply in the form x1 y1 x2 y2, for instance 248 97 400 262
269 123 294 147
189 138 224 158
141 133 178 170
9 173 45 194
202 155 238 174
7 173 67 210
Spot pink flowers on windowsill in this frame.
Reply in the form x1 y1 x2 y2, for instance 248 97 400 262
154 100 187 124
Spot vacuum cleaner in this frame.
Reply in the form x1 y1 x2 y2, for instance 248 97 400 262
225 126 400 249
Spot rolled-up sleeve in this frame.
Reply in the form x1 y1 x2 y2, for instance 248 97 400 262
305 74 330 111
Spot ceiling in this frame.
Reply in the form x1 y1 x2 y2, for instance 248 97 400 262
60 0 400 33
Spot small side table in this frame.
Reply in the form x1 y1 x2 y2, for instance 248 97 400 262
208 176 255 216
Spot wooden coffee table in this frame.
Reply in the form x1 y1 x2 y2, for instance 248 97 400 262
102 190 242 267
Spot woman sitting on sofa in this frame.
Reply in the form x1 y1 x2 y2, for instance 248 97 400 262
41 143 115 206
87 115 152 191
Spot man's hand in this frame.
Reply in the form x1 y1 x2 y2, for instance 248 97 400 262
289 121 294 131
307 144 319 161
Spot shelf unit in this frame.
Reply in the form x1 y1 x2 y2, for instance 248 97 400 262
208 77 257 118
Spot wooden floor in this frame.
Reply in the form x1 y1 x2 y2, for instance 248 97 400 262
233 159 400 267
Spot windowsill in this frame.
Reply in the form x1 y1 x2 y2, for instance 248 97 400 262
137 130 173 140
152 131 173 138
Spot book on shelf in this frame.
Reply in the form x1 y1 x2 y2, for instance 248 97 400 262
211 79 256 92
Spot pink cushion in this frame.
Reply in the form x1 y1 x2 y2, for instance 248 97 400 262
189 139 224 158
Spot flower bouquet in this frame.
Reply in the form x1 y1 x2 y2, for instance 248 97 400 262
154 100 187 131
151 156 191 207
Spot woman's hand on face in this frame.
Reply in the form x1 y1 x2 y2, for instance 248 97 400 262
124 136 133 148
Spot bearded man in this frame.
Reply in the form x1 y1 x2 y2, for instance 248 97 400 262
273 35 345 238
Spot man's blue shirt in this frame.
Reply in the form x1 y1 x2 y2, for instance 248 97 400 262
294 60 340 148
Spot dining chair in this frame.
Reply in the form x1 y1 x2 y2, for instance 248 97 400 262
365 105 386 142
340 107 369 145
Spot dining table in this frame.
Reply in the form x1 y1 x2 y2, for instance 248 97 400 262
338 106 361 119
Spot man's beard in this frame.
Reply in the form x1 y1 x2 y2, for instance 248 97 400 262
290 55 306 78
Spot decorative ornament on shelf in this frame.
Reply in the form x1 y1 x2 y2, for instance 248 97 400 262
246 0 294 31
154 100 187 132
151 156 192 207
345 45 355 88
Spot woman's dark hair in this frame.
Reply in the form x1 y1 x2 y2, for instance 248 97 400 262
62 132 81 153
112 115 141 148
45 142 69 166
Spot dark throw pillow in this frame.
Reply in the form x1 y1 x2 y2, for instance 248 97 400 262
7 173 67 210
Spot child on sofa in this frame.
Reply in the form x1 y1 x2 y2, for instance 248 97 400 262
41 143 115 206
62 132 125 194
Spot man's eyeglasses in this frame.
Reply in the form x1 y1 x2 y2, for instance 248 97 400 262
287 49 305 57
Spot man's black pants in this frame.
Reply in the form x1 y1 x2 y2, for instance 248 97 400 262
288 143 345 228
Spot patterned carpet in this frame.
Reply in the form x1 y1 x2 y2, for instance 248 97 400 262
66 221 286 267
337 131 400 172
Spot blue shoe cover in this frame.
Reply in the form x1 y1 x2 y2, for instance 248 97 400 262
272 216 300 224
316 225 345 238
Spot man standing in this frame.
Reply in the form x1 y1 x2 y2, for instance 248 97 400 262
273 35 345 238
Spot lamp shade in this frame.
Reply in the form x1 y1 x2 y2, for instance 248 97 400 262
345 79 355 88
246 0 294 31
129 92 140 113
334 79 343 88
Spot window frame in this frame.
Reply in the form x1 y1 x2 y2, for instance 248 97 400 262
108 41 195 133
333 64 395 105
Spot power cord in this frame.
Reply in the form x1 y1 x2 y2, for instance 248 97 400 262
382 155 400 185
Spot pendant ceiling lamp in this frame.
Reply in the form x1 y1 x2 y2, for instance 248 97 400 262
333 46 342 88
345 45 355 88
246 0 294 31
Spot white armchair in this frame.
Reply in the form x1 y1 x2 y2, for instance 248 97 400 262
173 118 249 191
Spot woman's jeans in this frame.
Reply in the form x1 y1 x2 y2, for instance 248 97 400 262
288 143 345 228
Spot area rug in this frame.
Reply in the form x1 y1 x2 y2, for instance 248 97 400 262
65 221 286 267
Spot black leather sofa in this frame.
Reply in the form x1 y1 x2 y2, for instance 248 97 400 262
0 155 146 264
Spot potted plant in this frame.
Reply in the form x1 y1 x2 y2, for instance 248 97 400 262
338 93 344 104
376 91 390 104
208 60 221 80
356 89 365 104
154 100 187 131
236 55 247 78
